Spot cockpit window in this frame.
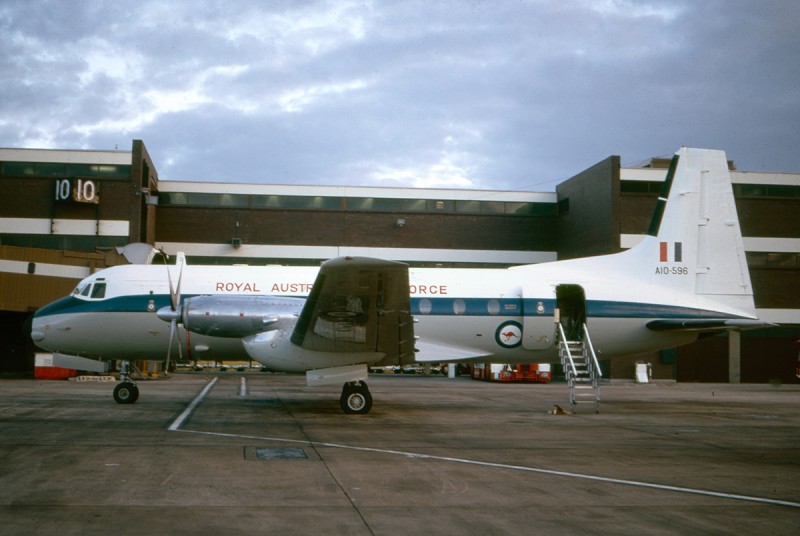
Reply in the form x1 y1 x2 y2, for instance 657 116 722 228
90 282 106 299
73 280 107 300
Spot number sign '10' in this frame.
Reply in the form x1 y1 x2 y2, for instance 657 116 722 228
54 179 100 204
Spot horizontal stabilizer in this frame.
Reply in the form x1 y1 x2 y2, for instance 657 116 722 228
646 319 777 332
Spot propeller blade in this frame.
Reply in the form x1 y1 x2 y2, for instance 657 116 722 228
167 268 177 312
163 253 185 374
176 322 183 360
163 317 186 376
166 319 175 373
174 262 183 312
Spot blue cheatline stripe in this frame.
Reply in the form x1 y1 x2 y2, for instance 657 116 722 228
583 300 740 319
34 294 175 317
411 297 742 320
35 293 745 322
34 292 222 318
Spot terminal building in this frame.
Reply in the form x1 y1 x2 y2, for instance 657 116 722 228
2 140 798 381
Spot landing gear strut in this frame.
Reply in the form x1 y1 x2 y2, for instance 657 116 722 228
340 381 372 414
113 360 139 404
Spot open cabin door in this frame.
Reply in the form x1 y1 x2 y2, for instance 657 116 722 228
521 285 556 350
556 284 587 341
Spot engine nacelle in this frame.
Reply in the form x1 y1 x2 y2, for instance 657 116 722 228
242 329 385 373
181 295 303 338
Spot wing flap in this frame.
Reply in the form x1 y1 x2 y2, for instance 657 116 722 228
413 341 493 363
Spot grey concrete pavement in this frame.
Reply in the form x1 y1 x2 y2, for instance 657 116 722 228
0 374 798 535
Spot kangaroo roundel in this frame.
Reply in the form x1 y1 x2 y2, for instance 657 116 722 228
495 321 523 349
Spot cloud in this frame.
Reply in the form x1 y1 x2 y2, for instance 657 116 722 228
1 0 799 188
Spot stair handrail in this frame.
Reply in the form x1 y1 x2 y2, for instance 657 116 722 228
582 323 602 379
557 323 578 377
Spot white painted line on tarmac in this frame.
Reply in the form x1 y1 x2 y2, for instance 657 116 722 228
167 377 218 432
170 425 800 510
240 377 248 397
166 379 799 510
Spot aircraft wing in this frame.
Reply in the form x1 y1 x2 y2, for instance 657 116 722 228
290 257 416 364
646 319 777 332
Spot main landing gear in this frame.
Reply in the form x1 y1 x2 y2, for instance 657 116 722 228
340 381 372 414
113 360 139 404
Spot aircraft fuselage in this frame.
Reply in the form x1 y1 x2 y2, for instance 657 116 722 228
31 261 738 371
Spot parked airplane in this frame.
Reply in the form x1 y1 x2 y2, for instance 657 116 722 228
31 147 771 413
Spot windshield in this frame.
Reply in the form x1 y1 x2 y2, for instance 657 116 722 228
71 279 107 300
72 282 88 296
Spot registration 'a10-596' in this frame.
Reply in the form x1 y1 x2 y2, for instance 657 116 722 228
655 266 689 275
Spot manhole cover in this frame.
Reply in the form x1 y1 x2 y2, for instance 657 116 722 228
254 447 308 460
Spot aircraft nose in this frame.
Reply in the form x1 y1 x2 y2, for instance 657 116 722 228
31 318 46 342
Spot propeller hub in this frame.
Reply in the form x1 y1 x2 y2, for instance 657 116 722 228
156 306 181 323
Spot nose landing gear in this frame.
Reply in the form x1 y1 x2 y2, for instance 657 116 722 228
113 361 140 404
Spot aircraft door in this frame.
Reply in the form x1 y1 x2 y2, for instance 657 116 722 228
521 286 556 350
556 284 587 341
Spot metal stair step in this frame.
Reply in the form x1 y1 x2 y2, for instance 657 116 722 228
559 323 601 414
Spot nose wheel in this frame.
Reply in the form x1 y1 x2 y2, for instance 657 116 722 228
340 381 372 414
113 382 139 404
113 360 139 404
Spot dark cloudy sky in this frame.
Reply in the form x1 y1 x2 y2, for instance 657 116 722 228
2 0 799 190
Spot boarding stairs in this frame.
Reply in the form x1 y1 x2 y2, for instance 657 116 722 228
558 323 601 413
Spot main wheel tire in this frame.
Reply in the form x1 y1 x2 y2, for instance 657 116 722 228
113 382 139 404
340 385 372 414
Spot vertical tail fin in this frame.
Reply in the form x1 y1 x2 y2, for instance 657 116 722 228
629 147 754 312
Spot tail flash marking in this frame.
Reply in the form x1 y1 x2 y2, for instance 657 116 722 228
659 242 683 263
